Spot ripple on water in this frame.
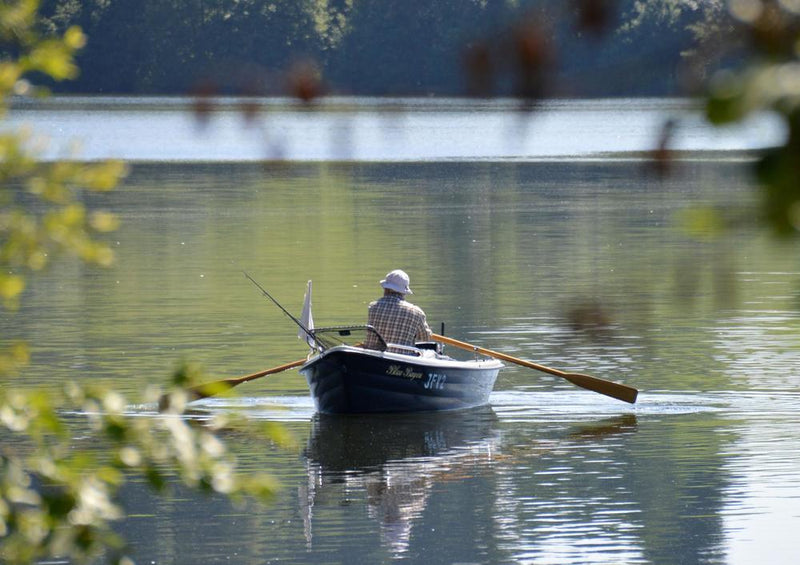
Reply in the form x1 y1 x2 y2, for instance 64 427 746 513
127 389 799 426
488 389 730 423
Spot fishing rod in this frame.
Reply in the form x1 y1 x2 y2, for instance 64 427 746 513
243 272 322 350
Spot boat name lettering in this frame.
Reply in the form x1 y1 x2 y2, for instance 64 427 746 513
424 373 447 390
386 365 424 380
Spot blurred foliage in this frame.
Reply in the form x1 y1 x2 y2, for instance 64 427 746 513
1 2 281 564
0 2 125 314
1 379 280 565
522 0 800 237
695 0 800 236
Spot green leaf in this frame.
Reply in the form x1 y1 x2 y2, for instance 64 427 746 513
0 273 25 301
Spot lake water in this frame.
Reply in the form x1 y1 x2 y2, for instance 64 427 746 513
3 98 800 564
6 96 784 161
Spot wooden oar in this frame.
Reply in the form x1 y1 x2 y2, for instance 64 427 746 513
158 358 306 410
431 333 638 404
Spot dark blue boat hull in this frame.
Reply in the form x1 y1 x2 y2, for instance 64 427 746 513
300 346 502 414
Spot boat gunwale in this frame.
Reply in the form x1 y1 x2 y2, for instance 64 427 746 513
299 344 504 371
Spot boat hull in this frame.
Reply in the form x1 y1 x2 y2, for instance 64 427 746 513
299 346 502 414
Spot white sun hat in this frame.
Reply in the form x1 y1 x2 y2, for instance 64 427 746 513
380 269 413 294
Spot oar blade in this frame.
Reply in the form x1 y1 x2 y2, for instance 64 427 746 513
157 358 307 412
186 378 238 401
158 379 236 411
562 372 639 404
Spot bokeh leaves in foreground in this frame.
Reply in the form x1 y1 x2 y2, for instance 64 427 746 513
1 2 282 564
0 1 126 312
705 0 800 236
2 379 281 564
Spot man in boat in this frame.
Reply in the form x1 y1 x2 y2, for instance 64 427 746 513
364 269 432 353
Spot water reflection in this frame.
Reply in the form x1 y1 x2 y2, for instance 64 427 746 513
301 407 501 556
300 408 639 559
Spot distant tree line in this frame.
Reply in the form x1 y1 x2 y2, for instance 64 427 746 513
31 0 715 98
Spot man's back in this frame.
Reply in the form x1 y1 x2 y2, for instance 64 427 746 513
365 292 430 351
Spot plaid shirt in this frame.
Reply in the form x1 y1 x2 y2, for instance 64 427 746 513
364 292 432 352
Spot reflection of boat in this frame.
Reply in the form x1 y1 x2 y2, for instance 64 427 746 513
300 407 501 555
305 405 501 470
299 326 503 414
299 409 640 558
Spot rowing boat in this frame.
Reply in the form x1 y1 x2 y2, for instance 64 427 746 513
165 276 635 413
299 326 502 414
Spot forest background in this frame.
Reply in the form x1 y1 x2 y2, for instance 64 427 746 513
35 0 722 97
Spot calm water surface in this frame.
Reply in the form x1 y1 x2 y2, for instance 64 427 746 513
6 96 784 161
3 99 800 564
